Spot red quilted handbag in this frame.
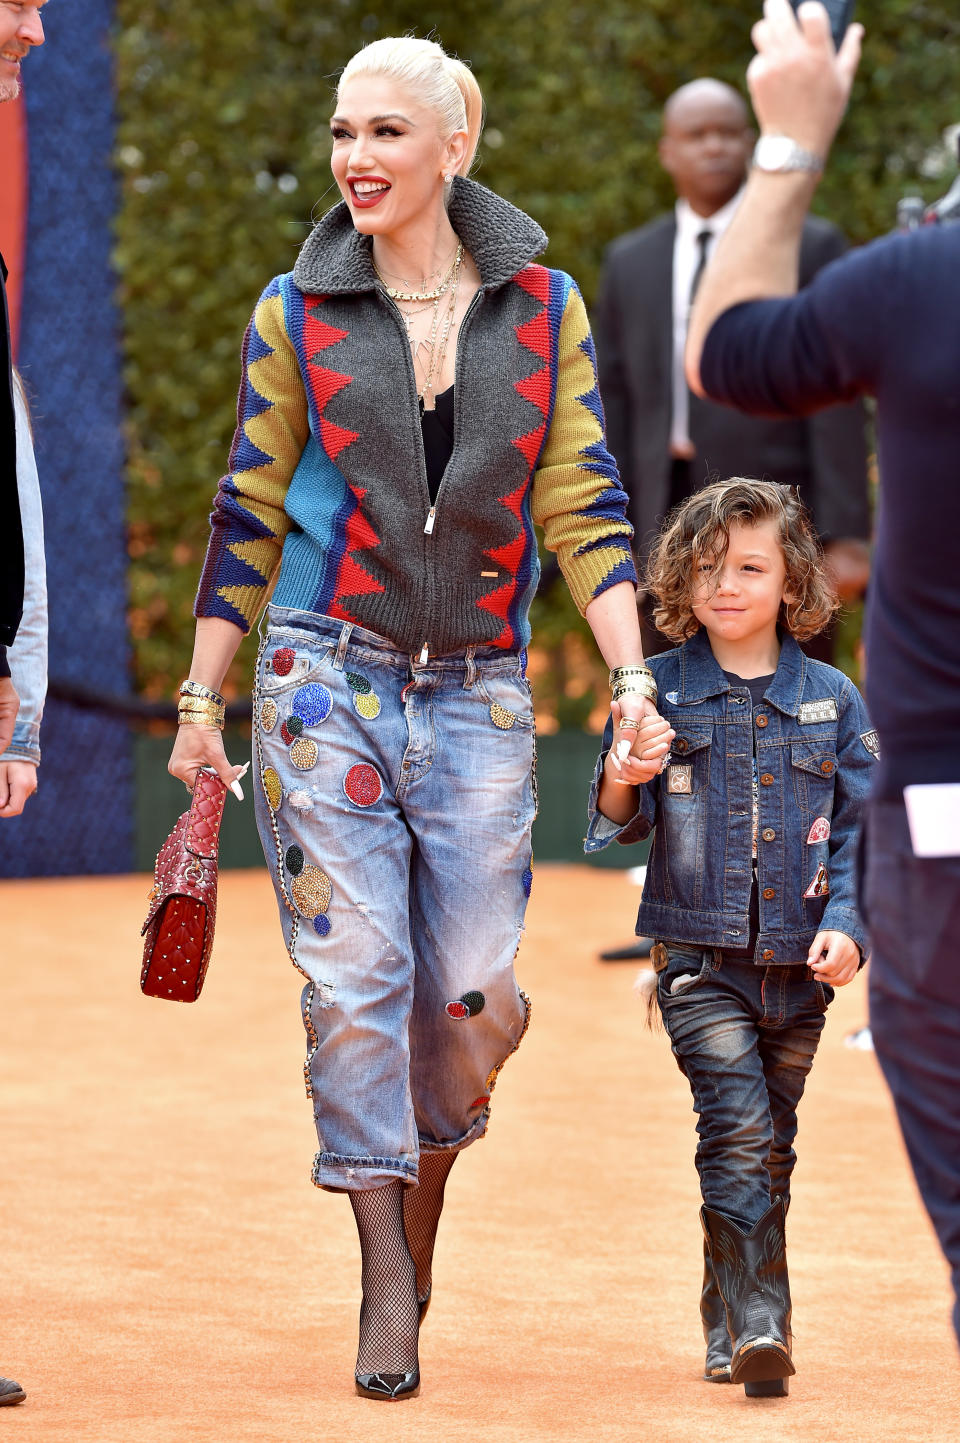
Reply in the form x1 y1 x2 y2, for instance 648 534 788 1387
140 768 228 1002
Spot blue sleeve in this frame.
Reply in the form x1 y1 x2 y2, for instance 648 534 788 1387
818 678 875 955
584 714 658 854
699 231 907 418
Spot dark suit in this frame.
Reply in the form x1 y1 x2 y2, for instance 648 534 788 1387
1 252 25 675
594 213 870 572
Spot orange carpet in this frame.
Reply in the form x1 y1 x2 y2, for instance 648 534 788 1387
0 866 956 1443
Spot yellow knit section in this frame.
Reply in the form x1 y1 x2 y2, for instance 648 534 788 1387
218 289 310 624
531 286 634 615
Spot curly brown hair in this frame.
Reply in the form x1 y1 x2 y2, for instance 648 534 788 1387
646 478 839 643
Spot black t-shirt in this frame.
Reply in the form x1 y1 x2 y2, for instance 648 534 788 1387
723 670 775 958
701 225 960 798
420 384 455 506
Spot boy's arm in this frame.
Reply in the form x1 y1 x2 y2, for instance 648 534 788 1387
585 716 660 855
816 679 877 954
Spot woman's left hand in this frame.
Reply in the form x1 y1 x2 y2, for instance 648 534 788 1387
0 760 39 818
610 697 674 785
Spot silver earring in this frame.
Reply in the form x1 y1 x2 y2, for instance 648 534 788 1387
443 173 453 185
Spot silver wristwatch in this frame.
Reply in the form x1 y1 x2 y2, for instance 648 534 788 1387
752 135 824 175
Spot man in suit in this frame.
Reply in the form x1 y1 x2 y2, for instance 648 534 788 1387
594 78 870 663
0 0 48 1410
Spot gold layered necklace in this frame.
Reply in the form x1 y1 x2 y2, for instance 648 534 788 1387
375 243 465 409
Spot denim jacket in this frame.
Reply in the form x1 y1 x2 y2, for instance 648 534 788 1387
585 630 876 962
5 380 47 766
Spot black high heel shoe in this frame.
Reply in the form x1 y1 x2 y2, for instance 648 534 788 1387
355 1368 421 1401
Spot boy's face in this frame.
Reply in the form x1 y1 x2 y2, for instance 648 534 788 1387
691 517 790 650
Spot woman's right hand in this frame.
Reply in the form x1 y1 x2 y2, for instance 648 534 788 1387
168 723 247 797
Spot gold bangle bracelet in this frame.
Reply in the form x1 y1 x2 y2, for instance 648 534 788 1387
177 712 225 731
179 679 226 706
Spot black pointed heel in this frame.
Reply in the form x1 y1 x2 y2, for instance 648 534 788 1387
355 1368 421 1401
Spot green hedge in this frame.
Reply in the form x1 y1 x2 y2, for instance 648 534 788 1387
115 0 958 703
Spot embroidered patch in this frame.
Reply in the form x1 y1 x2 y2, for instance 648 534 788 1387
345 671 372 695
259 698 278 733
667 764 693 794
470 1095 491 1110
287 715 304 737
446 990 486 1020
665 690 679 706
313 914 332 937
344 763 382 808
354 692 381 719
290 736 320 770
280 720 294 746
806 817 831 845
804 863 830 899
292 865 332 918
261 766 282 812
272 647 295 677
291 683 333 726
860 729 880 760
798 698 839 724
522 866 533 898
285 845 304 876
490 703 516 730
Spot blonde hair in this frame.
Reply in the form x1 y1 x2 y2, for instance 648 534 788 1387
646 477 839 644
338 36 484 175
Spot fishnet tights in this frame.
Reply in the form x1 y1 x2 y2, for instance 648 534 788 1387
349 1182 419 1379
404 1150 458 1306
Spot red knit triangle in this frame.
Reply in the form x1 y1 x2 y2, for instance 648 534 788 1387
320 416 360 460
515 310 551 363
515 367 551 418
307 366 352 412
513 265 551 303
304 309 349 353
334 553 385 598
512 422 547 469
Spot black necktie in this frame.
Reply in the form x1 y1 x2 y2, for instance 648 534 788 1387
688 229 713 311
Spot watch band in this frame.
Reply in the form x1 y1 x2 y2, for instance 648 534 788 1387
752 135 824 175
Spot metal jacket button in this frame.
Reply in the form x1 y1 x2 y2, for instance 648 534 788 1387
760 773 774 786
762 887 776 900
820 759 835 774
756 714 769 728
762 948 775 961
674 738 689 752
762 827 776 842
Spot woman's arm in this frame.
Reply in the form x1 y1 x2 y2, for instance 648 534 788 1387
167 617 248 793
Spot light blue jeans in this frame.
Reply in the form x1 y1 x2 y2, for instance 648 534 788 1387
253 606 534 1191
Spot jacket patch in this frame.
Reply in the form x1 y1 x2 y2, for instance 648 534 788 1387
665 690 679 705
798 699 839 724
806 817 831 844
667 765 693 794
804 863 829 898
860 729 880 760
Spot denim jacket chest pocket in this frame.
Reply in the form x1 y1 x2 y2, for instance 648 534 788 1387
789 731 839 816
656 727 714 907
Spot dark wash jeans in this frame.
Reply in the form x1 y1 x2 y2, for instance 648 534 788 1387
656 943 832 1230
864 799 960 1344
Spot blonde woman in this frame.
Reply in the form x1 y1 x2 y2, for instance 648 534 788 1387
169 36 665 1400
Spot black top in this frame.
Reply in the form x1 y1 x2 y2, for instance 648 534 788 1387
1 253 25 673
420 384 455 506
723 670 775 958
701 225 960 798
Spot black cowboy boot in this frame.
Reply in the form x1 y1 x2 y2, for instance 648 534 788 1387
701 1197 794 1396
701 1240 732 1382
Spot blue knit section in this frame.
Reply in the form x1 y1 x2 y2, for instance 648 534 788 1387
229 429 275 475
594 556 638 593
271 434 354 615
573 533 631 557
245 322 275 369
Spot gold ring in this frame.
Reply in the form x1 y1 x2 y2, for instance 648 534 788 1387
619 718 641 731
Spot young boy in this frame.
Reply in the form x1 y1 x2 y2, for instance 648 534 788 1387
586 479 876 1397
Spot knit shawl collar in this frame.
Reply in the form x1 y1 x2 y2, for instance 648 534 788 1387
292 175 548 295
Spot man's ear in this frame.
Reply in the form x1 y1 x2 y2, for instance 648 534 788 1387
658 134 676 178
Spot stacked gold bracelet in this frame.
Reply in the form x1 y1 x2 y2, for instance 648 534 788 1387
609 664 658 706
177 680 226 730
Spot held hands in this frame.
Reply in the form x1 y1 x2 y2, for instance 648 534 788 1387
807 929 860 986
607 699 675 787
748 0 864 160
0 676 19 757
168 724 249 799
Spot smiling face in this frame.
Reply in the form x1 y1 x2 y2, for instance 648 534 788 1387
330 74 466 238
0 1 46 103
659 82 753 216
691 518 792 652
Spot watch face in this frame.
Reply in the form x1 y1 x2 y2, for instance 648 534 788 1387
755 136 794 171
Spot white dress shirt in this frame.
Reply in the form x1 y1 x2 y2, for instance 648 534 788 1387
670 187 745 455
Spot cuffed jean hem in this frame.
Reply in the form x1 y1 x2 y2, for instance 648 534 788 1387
311 1151 419 1193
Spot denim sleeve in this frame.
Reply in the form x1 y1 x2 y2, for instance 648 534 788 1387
818 679 875 954
584 714 658 854
5 382 47 766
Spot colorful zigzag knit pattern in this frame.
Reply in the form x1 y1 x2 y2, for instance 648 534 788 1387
196 261 635 655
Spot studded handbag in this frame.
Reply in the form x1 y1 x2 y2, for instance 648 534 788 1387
140 767 228 1002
